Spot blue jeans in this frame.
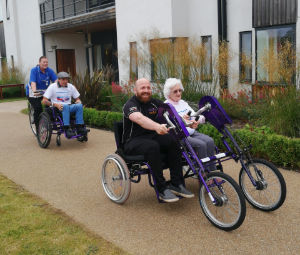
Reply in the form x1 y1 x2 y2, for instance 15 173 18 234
61 103 84 126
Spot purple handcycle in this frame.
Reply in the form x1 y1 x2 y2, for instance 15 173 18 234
101 98 247 231
197 96 286 212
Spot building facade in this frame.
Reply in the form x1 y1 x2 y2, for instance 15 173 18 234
0 0 299 94
117 0 299 94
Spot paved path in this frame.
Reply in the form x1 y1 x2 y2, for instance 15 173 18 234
0 100 300 255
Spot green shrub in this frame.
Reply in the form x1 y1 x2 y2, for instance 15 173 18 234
82 107 300 169
197 123 300 169
105 112 123 130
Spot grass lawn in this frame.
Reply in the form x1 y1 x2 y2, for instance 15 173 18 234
0 97 27 103
0 174 129 255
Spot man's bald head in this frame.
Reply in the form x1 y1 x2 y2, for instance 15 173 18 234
134 78 152 103
135 78 150 88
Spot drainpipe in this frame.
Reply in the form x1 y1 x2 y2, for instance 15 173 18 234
217 0 228 89
85 33 90 74
217 0 227 42
88 33 93 75
42 33 46 56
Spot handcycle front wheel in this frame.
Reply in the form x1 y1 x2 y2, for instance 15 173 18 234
28 103 37 136
239 158 286 211
199 172 246 231
101 153 131 204
37 112 52 148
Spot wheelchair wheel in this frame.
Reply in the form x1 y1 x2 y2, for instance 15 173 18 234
101 154 131 204
199 172 246 231
28 103 37 136
239 158 286 211
56 135 61 146
37 112 52 148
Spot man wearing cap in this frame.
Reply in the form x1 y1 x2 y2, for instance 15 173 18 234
42 71 86 138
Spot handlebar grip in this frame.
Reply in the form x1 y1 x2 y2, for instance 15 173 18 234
187 110 192 116
195 116 200 121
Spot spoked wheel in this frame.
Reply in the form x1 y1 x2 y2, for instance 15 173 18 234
101 154 131 204
239 158 286 211
28 103 37 136
199 172 246 231
37 112 52 148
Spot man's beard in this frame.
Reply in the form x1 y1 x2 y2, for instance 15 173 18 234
136 92 151 103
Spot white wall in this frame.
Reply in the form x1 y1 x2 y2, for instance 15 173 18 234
0 2 3 21
1 0 43 81
44 32 87 76
116 0 173 84
115 0 220 86
227 0 253 94
297 4 300 89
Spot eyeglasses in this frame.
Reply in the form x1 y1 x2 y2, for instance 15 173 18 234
172 89 183 94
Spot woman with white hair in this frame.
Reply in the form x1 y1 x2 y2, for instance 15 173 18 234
164 78 216 171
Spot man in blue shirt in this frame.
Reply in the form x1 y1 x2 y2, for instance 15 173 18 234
28 56 57 132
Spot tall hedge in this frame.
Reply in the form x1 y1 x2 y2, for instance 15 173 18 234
198 124 300 169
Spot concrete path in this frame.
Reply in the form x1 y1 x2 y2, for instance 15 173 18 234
0 100 299 255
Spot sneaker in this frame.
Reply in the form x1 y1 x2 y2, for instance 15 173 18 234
159 188 179 203
66 128 76 138
168 184 194 198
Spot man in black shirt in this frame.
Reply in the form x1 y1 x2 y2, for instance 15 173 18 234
123 78 194 202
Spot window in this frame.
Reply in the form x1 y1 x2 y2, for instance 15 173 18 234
129 42 138 80
93 44 102 70
149 37 188 81
89 0 99 8
240 31 252 82
256 25 296 84
201 36 212 82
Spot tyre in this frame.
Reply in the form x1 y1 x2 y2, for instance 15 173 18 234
37 112 52 148
239 158 286 211
101 154 131 204
28 103 37 136
199 172 246 231
56 135 61 146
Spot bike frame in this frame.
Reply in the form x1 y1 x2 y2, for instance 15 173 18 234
198 96 258 187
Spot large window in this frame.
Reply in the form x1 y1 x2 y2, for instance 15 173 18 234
201 36 212 82
129 42 138 80
149 37 188 81
240 31 252 82
256 25 296 84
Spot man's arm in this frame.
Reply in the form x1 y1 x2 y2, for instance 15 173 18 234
129 112 168 135
41 97 63 110
31 81 37 92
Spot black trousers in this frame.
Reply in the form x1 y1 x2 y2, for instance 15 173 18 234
28 97 43 129
124 134 184 193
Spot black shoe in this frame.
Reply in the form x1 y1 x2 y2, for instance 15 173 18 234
77 125 87 135
65 127 76 138
168 184 194 198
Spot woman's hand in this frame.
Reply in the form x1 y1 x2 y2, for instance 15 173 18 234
190 120 199 129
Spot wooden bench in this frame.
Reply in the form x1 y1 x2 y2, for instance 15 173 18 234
0 84 25 99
